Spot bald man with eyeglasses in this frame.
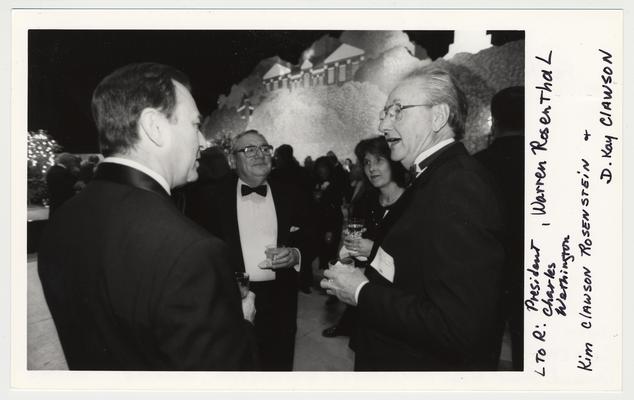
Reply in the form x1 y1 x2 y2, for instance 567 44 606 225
185 129 313 371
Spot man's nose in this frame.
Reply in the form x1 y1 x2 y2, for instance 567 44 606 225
378 116 393 135
197 131 209 151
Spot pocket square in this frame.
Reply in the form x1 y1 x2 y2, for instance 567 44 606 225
290 226 300 232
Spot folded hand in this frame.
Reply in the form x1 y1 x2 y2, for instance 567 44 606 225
262 247 299 270
320 263 368 306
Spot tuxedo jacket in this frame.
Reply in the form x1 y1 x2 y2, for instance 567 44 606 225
38 163 256 370
355 142 506 371
186 172 313 283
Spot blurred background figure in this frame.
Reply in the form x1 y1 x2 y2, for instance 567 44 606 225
45 152 79 217
326 150 351 204
271 144 313 198
74 155 100 192
303 156 315 176
342 158 353 174
312 156 345 271
271 144 315 293
475 85 525 371
179 146 231 214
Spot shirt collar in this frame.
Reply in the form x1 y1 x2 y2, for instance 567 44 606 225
102 157 171 195
413 138 455 176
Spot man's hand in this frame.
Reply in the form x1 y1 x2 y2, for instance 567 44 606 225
241 291 256 324
320 263 368 306
343 237 374 258
263 247 299 270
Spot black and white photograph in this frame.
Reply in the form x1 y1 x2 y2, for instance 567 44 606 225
7 6 624 395
25 27 525 373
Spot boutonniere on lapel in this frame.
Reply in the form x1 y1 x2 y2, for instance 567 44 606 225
290 226 300 233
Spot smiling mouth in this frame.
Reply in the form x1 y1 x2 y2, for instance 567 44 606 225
385 137 401 144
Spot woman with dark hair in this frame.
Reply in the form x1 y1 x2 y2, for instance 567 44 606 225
344 136 409 260
322 136 410 338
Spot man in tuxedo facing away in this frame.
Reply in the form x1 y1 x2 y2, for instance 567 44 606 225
475 86 525 370
322 68 506 371
38 63 257 370
186 129 311 371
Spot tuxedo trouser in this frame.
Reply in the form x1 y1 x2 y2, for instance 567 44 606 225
250 279 298 371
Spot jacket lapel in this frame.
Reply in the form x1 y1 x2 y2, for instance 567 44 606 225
269 179 289 246
414 142 467 188
221 174 245 272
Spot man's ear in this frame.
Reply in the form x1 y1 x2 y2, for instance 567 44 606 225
138 108 166 147
431 103 450 133
228 153 237 170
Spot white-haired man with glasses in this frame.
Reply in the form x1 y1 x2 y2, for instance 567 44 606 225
187 129 312 371
322 68 507 371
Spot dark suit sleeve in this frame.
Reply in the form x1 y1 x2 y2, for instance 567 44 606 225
357 168 504 356
153 237 256 370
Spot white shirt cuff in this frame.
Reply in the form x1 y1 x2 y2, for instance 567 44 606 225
354 280 370 305
293 247 301 273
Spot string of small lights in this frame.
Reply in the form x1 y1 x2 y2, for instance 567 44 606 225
27 129 61 175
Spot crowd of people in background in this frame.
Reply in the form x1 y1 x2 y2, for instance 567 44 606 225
39 62 524 372
44 153 100 216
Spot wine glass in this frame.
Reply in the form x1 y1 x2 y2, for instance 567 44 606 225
345 217 367 261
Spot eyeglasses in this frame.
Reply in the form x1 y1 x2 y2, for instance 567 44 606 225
234 144 274 158
379 102 433 122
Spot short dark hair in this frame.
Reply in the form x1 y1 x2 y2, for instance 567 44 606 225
354 136 409 188
91 62 191 156
275 144 294 159
405 67 468 140
491 86 525 132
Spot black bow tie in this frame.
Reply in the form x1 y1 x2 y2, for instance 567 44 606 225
241 184 267 197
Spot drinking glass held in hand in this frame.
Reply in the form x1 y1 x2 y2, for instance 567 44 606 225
259 244 299 270
343 218 371 261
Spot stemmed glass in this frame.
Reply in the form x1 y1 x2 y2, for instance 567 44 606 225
344 217 367 261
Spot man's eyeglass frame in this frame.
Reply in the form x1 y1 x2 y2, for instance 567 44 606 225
233 144 274 158
379 103 434 122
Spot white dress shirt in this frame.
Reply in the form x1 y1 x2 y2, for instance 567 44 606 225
236 179 277 282
101 157 171 195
